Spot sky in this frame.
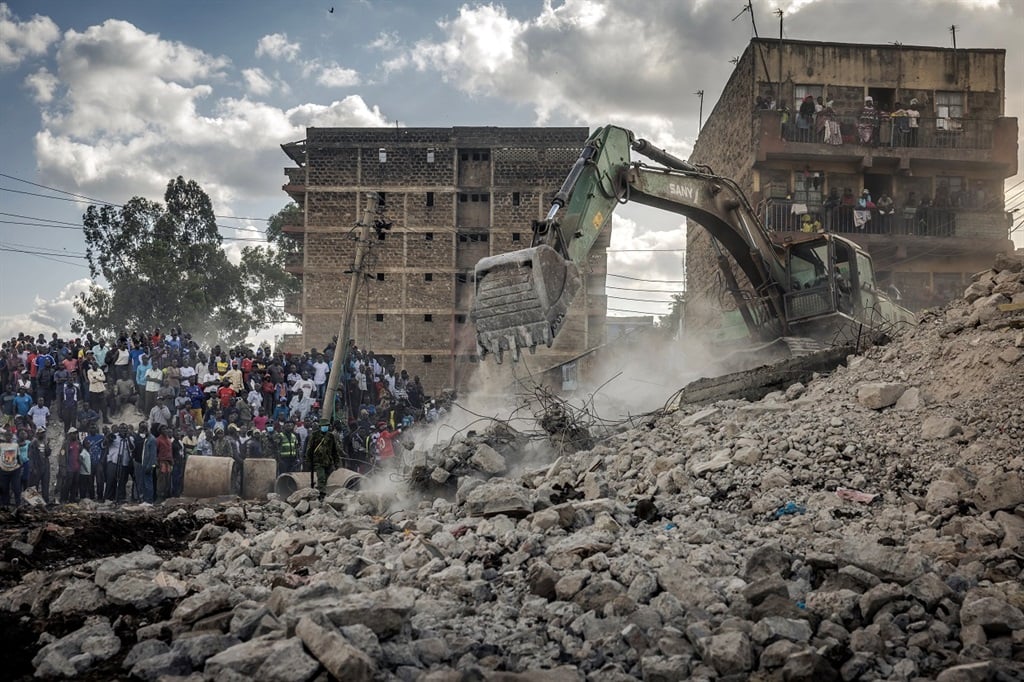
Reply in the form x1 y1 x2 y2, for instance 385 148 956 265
0 0 1021 342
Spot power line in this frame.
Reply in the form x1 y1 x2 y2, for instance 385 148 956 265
0 212 82 227
607 272 686 283
606 284 684 294
606 248 685 253
607 307 667 316
0 245 90 266
607 294 677 303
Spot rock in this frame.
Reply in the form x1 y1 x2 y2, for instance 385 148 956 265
700 631 753 675
681 407 720 426
32 620 118 678
528 562 559 600
122 639 170 670
962 281 992 304
323 586 416 637
104 574 172 610
924 480 960 514
173 585 237 624
994 511 1024 551
838 536 927 584
742 575 788 606
254 636 321 682
760 639 804 668
689 449 732 476
572 579 625 612
464 481 534 517
855 382 906 410
921 415 963 439
469 443 507 475
172 632 241 667
973 471 1024 512
130 650 192 682
905 572 954 609
858 583 903 620
94 549 163 587
960 596 1024 635
935 662 991 682
744 544 792 580
296 613 375 680
894 387 921 411
782 651 839 682
760 467 792 490
48 579 108 616
732 446 762 466
752 617 813 645
998 347 1022 364
203 635 278 677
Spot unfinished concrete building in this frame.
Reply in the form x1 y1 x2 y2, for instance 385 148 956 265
280 126 607 391
688 38 1018 338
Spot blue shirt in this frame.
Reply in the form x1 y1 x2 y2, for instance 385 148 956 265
13 394 32 416
136 362 151 386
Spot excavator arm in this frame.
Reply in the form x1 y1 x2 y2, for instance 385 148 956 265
471 125 792 362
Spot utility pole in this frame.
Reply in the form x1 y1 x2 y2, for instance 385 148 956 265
322 193 378 422
733 0 773 97
949 24 959 77
695 90 705 136
775 8 784 108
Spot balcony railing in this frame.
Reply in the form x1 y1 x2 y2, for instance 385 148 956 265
761 200 1007 239
782 116 995 150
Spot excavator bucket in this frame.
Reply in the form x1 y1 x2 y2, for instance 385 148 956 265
471 245 582 363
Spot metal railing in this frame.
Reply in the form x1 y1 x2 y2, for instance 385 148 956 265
781 115 995 150
762 201 967 237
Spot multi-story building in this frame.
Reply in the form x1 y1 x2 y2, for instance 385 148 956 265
688 38 1018 335
279 126 607 391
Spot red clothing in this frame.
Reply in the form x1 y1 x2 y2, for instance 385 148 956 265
217 386 236 408
376 429 399 460
156 434 173 464
28 352 38 377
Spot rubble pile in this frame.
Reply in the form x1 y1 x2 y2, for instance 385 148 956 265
2 257 1024 681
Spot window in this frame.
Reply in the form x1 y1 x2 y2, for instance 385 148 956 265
458 233 489 243
376 273 385 281
935 91 964 120
793 170 824 211
512 192 521 206
455 314 467 324
424 273 433 282
426 192 434 207
511 232 521 243
459 192 491 203
375 313 384 322
424 314 433 322
423 355 433 363
793 84 823 108
378 148 387 163
424 232 434 241
460 151 490 161
377 192 386 207
377 232 387 241
427 149 435 163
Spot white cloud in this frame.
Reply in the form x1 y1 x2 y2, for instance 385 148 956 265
24 66 58 103
255 32 300 61
0 278 91 339
315 63 360 88
368 30 400 51
241 66 273 95
31 20 387 210
606 214 686 318
0 3 59 68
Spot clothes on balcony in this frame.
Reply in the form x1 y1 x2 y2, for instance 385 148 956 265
790 202 809 216
853 210 872 229
824 120 842 145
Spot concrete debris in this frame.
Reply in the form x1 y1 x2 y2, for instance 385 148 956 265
4 262 1024 680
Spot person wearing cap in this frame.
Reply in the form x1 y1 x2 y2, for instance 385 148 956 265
306 418 341 499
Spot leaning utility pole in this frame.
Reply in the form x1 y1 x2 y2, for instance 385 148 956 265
322 193 378 422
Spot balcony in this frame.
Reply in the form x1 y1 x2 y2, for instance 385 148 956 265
761 201 1012 257
283 292 303 316
283 251 305 276
756 111 1018 173
282 223 305 238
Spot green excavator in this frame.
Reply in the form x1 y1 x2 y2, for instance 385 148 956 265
471 125 915 363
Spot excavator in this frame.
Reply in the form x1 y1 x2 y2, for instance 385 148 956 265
471 125 915 363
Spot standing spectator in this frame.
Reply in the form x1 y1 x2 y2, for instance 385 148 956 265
113 340 131 381
13 387 32 419
905 98 920 147
307 419 341 499
28 428 51 504
28 396 50 432
312 354 330 400
156 426 173 501
135 354 152 412
58 376 80 432
149 396 172 428
144 360 163 416
140 424 158 503
84 425 105 500
131 422 147 502
87 362 108 424
857 96 879 145
0 433 22 507
106 424 134 503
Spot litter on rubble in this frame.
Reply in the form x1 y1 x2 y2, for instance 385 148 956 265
835 488 880 504
773 502 807 519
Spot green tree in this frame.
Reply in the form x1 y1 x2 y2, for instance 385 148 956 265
74 177 297 344
266 202 303 255
656 292 687 339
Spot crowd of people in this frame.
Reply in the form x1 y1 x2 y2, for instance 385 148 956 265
763 93 924 148
0 328 448 508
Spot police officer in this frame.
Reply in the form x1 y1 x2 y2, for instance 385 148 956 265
305 418 340 499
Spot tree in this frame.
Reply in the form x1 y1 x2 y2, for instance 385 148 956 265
74 177 297 344
266 202 303 255
656 292 687 339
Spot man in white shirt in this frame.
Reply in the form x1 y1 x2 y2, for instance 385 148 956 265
311 354 330 400
28 397 50 431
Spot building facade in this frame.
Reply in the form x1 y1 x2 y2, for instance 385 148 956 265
280 126 607 391
688 39 1018 335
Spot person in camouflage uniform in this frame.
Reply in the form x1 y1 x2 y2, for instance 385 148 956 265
305 418 340 499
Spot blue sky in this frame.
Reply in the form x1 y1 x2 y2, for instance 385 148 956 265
1 0 1021 339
